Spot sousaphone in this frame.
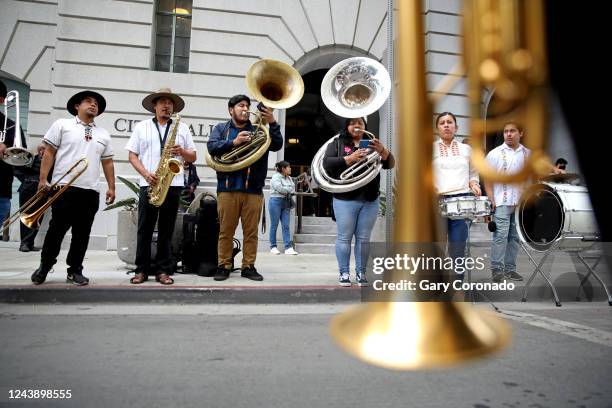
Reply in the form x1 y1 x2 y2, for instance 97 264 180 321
312 57 391 193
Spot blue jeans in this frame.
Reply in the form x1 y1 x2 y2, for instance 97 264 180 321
333 197 379 275
0 198 10 226
269 197 291 249
490 205 519 273
447 218 468 269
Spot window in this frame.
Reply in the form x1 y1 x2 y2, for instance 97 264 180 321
154 0 193 73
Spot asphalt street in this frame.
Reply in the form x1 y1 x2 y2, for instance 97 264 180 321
0 302 611 408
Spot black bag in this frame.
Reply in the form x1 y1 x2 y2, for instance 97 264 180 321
283 194 296 210
181 194 241 276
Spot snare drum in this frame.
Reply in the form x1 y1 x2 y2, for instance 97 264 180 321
439 196 492 220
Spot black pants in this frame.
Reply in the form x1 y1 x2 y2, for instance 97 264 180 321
40 186 99 273
135 186 181 274
19 181 41 248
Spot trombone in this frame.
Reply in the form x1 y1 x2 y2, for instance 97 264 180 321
1 90 34 166
0 158 88 234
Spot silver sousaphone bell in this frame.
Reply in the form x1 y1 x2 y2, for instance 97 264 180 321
312 57 391 193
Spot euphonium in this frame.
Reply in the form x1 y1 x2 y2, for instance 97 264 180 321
148 114 183 207
205 59 304 172
312 57 391 193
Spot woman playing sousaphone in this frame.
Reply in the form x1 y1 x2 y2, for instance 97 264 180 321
433 111 481 282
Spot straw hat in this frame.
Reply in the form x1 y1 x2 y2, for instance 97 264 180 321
141 87 185 113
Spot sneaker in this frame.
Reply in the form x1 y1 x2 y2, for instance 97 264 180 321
31 265 51 285
339 273 351 287
356 273 368 287
19 243 30 252
492 270 505 283
504 271 524 281
214 266 231 281
284 248 299 255
66 273 89 286
270 247 281 255
241 265 263 281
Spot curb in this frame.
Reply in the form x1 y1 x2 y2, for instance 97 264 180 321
0 285 362 304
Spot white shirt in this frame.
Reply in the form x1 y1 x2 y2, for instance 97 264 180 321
433 139 479 195
125 118 196 187
43 117 113 191
486 143 531 206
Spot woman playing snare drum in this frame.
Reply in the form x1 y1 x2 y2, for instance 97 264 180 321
432 112 481 281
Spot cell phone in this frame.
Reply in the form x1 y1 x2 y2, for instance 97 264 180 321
359 139 371 149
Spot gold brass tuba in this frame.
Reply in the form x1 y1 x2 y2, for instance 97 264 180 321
311 57 391 193
1 90 34 166
328 1 510 370
148 114 183 207
0 158 88 234
463 0 550 182
205 59 304 172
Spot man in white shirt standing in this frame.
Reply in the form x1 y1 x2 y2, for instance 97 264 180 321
31 90 116 285
125 88 196 285
485 121 531 283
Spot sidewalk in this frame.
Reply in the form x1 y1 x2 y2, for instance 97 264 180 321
0 243 610 305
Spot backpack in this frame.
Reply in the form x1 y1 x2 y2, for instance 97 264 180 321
181 193 241 276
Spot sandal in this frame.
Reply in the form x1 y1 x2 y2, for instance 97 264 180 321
155 273 174 285
130 272 148 284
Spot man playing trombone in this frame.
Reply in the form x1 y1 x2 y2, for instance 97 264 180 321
31 90 116 285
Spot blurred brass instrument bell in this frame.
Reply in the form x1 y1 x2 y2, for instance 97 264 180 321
328 1 511 370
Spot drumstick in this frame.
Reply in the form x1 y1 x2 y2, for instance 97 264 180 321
438 186 468 195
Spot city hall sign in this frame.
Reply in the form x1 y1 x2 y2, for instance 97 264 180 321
114 118 214 140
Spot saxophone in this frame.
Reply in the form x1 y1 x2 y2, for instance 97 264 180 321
148 114 183 206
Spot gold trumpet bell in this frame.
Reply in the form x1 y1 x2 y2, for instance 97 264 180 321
246 59 304 109
330 302 510 370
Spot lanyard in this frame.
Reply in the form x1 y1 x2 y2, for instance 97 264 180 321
152 117 172 155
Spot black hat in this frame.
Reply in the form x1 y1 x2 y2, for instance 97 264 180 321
67 90 106 116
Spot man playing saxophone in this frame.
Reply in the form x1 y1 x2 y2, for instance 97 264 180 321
125 88 196 285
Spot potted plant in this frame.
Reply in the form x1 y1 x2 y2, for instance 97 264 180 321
103 176 140 266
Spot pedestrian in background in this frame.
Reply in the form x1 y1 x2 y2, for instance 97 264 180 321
269 160 298 255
